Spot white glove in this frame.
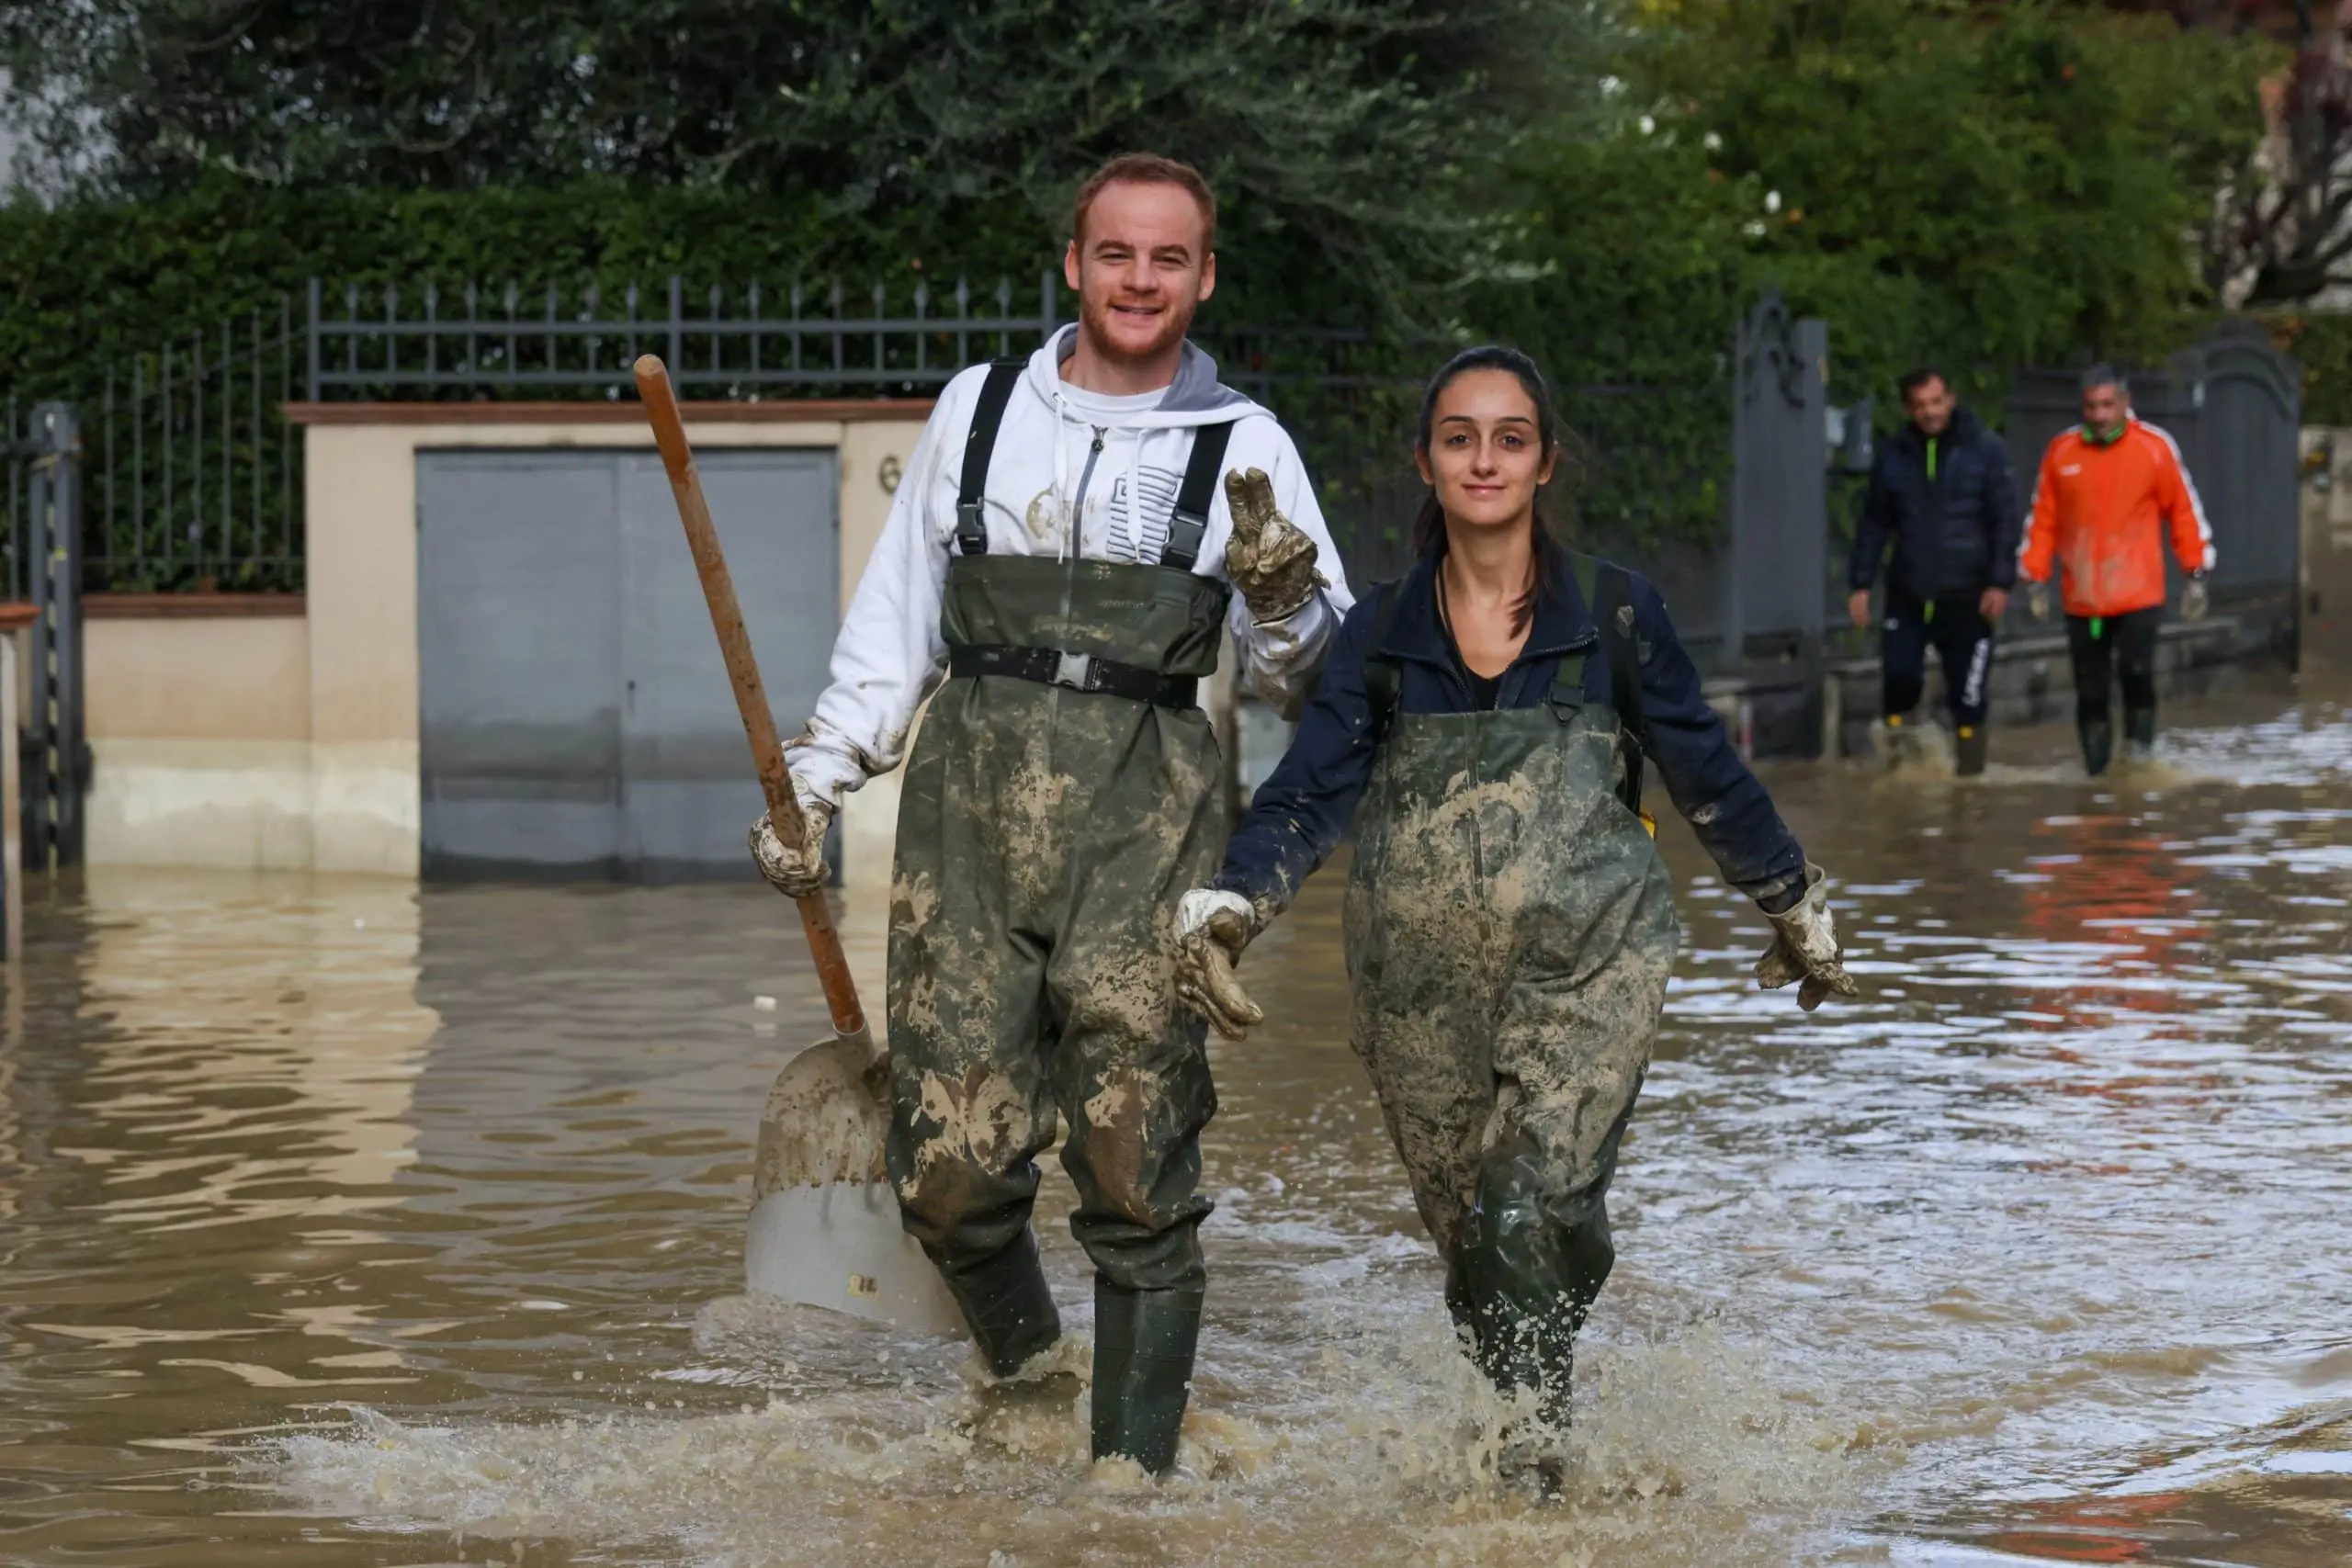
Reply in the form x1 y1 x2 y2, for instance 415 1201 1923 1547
1754 863 1860 1011
1174 889 1264 1040
749 794 833 899
2180 574 2210 622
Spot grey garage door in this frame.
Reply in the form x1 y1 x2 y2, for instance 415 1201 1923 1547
418 447 839 881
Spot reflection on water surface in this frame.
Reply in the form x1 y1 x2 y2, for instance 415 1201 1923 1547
1 682 2346 1565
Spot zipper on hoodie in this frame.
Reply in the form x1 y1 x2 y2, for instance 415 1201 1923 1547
1069 425 1108 556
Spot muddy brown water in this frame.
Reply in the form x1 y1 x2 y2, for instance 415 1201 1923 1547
1 680 2347 1567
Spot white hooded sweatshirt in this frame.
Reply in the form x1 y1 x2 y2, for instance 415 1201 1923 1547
788 326 1356 810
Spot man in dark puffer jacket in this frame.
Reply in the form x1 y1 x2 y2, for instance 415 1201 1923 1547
1848 367 2021 776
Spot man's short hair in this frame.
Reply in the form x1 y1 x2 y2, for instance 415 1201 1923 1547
1072 153 1217 254
1897 367 1947 400
2081 363 2128 393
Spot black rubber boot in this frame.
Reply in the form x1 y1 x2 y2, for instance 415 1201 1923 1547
941 1229 1062 1379
1090 1277 1204 1474
1444 1134 1613 1431
1954 724 1988 778
2077 716 2114 777
2124 705 2156 750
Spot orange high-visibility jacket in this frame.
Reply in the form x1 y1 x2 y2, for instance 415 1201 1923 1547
2018 417 2215 617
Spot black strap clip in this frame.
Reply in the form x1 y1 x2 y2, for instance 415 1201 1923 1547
953 360 1024 556
1162 419 1237 570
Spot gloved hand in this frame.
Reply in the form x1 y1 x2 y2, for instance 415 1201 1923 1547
1754 863 1860 1011
2026 581 2051 624
1223 468 1328 625
1173 888 1265 1041
749 792 833 899
2180 572 2210 622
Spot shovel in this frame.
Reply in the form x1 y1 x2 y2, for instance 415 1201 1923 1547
633 355 962 1337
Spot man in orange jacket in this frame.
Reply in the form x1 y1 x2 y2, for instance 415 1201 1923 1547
2018 366 2214 774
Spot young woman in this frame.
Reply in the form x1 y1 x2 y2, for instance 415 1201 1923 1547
1174 346 1856 1444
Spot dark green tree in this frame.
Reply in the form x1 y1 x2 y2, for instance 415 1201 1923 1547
0 0 1614 312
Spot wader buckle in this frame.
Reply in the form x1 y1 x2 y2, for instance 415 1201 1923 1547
1051 651 1096 691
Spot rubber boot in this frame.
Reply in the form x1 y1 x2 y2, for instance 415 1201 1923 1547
1954 724 1988 778
941 1228 1062 1379
1090 1278 1204 1474
1444 1136 1610 1432
2121 705 2157 770
2077 716 2114 778
1883 709 1922 769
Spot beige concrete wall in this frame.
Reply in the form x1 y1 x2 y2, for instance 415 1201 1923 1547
84 614 315 871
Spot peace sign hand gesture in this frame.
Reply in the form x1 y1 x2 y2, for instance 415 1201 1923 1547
1222 468 1326 625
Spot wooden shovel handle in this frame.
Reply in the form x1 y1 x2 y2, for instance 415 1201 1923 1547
633 354 870 1046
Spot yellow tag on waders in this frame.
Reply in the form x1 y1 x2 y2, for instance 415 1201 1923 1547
1640 808 1657 838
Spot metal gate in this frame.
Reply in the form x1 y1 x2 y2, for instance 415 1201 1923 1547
416 446 839 881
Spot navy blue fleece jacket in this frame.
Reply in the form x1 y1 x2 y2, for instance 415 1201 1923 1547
1211 548 1808 914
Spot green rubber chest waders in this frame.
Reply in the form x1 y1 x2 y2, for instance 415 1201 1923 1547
883 359 1238 1472
1344 589 1680 1427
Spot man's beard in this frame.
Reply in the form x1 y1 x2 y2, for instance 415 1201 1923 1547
1080 288 1196 368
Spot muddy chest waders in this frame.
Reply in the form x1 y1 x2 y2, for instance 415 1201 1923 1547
885 361 1235 1472
1348 557 1680 1427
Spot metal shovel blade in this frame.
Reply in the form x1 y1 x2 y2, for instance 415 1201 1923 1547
746 1033 965 1337
745 1180 965 1335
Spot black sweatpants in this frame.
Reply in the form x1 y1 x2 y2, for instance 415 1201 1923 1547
2064 606 2160 727
1883 589 1995 728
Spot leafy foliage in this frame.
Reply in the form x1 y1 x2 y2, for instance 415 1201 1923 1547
1623 0 2277 412
0 0 2289 559
0 0 1613 317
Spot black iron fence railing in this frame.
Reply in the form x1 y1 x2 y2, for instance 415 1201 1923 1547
91 300 305 593
10 276 1736 598
306 274 1063 400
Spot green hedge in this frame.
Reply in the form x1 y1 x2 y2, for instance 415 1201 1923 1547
0 177 1067 401
2265 313 2352 428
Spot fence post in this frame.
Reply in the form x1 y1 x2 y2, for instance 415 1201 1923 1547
306 277 322 402
0 628 16 960
1728 290 1830 754
25 401 84 871
669 276 685 383
1041 271 1057 336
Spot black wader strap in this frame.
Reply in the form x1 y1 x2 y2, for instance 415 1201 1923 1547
955 359 1023 556
1161 420 1237 570
948 645 1197 710
1594 558 1647 813
1363 580 1407 743
1548 551 1605 716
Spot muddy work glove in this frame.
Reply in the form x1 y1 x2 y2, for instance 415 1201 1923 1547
1753 863 1860 1012
1173 889 1265 1041
2025 581 2052 624
2180 571 2210 622
749 794 833 899
1222 468 1328 625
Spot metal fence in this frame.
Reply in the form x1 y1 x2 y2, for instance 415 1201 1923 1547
307 273 1062 400
81 299 306 592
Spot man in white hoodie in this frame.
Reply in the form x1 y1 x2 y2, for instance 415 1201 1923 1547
751 152 1352 1473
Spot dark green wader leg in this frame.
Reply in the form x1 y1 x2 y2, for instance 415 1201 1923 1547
885 548 1231 1474
1342 671 1679 1433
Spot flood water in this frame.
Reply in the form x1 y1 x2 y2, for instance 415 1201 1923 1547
2 678 2348 1567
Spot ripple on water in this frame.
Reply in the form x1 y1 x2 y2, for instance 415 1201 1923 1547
261 1294 1877 1568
